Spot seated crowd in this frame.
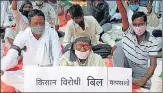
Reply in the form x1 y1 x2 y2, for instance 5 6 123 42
0 0 162 92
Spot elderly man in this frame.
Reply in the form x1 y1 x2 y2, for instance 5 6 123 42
1 9 62 92
60 37 106 66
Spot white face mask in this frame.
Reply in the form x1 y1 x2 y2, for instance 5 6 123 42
75 50 90 59
132 25 146 36
35 1 44 6
31 26 45 35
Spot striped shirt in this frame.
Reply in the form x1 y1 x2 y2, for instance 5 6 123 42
122 25 159 65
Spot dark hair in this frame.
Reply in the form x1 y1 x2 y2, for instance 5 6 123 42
74 37 91 45
19 0 33 12
28 9 45 23
69 37 91 61
69 4 84 18
132 11 147 22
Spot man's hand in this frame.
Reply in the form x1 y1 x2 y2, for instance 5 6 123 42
133 79 146 88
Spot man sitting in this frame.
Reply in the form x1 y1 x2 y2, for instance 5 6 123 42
91 0 111 26
147 3 159 28
113 0 160 89
1 9 62 92
60 37 106 66
63 4 115 48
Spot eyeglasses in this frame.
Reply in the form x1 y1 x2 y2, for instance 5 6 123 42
132 23 146 27
75 44 91 50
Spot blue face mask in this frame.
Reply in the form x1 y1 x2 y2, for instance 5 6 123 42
128 5 139 11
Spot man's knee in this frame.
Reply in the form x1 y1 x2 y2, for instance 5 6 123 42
113 41 126 67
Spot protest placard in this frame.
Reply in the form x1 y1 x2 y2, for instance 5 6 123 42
107 67 132 92
24 66 84 92
24 66 132 92
83 67 107 92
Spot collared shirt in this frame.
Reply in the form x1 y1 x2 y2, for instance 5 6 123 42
1 26 62 71
32 2 57 26
122 25 159 65
63 16 103 46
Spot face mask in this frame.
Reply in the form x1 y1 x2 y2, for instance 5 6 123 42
133 25 146 36
128 5 139 11
75 50 90 59
31 26 45 35
35 1 44 6
22 11 30 18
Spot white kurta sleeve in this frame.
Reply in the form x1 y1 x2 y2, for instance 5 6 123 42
1 32 25 71
63 21 73 46
94 17 103 35
51 29 62 66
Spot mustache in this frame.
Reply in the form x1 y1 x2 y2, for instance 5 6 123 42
78 21 84 25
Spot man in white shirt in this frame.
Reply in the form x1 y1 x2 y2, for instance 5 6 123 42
0 9 62 92
63 4 116 47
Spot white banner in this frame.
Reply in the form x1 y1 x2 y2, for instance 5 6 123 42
107 67 132 92
24 66 132 92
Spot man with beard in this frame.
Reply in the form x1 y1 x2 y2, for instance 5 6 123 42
63 4 115 48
